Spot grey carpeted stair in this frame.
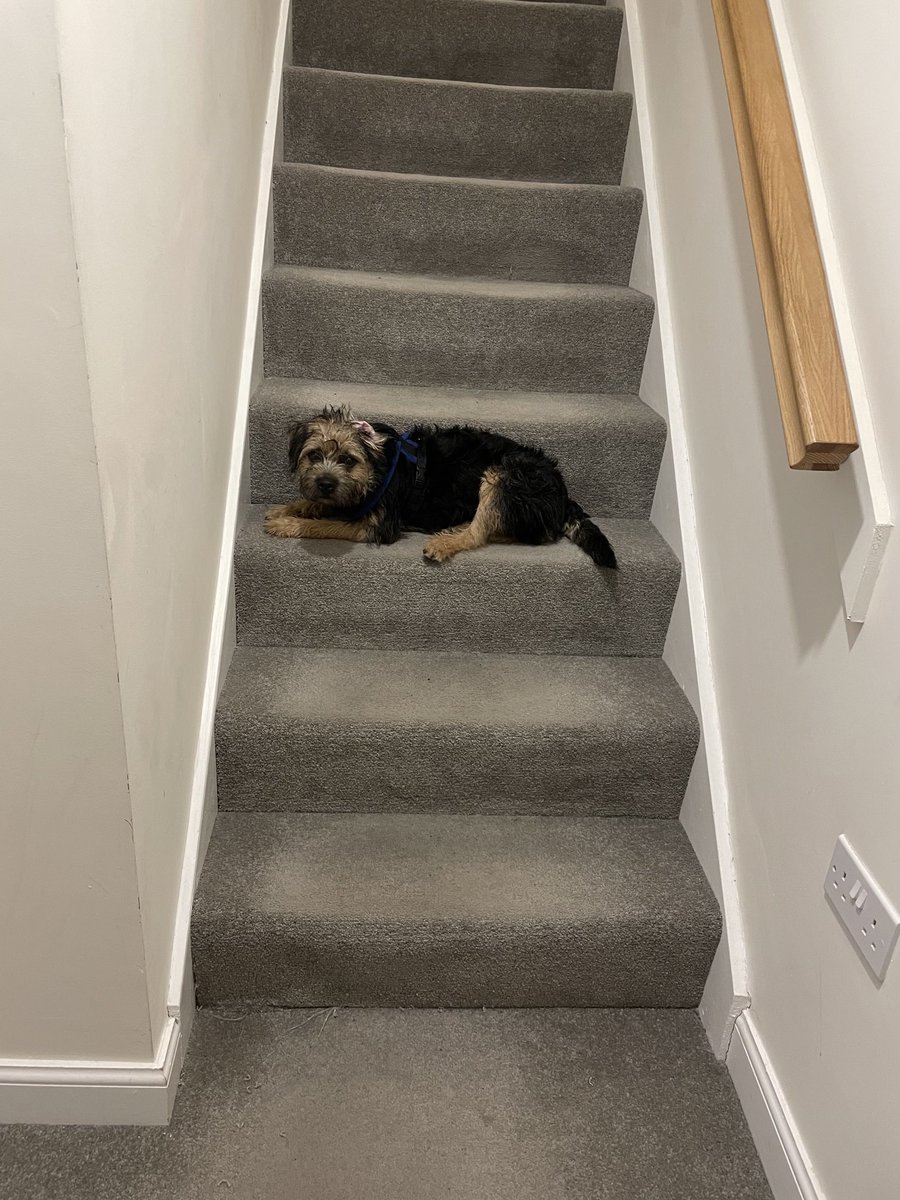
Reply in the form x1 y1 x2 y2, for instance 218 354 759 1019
234 506 679 655
262 266 654 391
272 164 643 284
216 648 699 816
292 0 623 89
192 813 721 1007
283 68 633 182
249 378 666 516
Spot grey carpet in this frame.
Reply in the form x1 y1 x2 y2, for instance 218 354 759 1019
292 0 623 89
215 648 699 816
262 267 654 391
191 814 721 1007
249 378 665 516
272 163 643 284
234 507 679 655
180 0 737 1166
283 67 633 183
0 1009 772 1200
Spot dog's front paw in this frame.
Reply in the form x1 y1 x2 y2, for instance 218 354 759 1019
423 536 453 563
265 506 303 538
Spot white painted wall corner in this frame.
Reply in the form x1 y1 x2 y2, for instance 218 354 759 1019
613 0 749 1056
0 901 197 1126
165 0 291 1031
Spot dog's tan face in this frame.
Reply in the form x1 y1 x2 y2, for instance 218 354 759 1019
289 407 384 508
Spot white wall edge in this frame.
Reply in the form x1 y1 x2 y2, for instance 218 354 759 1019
0 1014 183 1126
728 1012 825 1200
766 0 892 624
165 0 291 1026
619 0 749 1052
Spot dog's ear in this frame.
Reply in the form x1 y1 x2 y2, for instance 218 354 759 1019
288 421 310 474
358 420 393 461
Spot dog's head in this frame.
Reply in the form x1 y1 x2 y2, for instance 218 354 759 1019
288 406 387 507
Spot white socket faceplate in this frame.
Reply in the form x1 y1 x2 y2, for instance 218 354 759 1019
825 835 900 982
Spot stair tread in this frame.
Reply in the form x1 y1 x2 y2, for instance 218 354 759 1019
234 506 679 655
192 812 720 1006
196 812 719 925
283 66 632 183
272 162 643 284
249 377 665 517
240 503 667 558
293 0 623 90
220 645 693 733
262 265 654 392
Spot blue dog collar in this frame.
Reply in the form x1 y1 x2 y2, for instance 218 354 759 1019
339 431 419 521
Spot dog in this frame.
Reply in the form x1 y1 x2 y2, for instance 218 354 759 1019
264 406 617 568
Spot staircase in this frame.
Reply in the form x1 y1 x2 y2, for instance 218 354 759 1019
193 0 719 1011
182 1 769 1193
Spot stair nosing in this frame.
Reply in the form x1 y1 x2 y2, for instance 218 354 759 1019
264 262 652 304
316 0 617 13
252 376 663 413
285 62 628 99
273 159 642 198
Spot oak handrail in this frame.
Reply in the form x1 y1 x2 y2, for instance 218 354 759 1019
710 0 858 469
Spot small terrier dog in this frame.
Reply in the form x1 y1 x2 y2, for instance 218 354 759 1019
265 406 617 568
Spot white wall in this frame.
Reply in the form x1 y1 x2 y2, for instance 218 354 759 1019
55 0 283 1048
626 2 900 1196
0 0 282 1074
0 0 152 1062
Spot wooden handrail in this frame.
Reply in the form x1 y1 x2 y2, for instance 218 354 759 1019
710 0 858 470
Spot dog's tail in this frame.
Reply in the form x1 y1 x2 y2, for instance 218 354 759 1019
563 501 617 569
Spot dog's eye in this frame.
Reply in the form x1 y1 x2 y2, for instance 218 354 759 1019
306 450 323 463
338 454 357 467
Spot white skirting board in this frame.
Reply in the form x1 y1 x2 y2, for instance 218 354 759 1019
0 969 193 1126
727 1013 823 1200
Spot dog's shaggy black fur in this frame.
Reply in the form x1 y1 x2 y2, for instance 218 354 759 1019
266 407 617 569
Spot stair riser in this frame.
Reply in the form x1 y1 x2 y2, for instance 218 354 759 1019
250 387 665 517
262 272 654 393
293 0 623 90
193 929 716 1009
234 512 679 657
273 166 642 285
283 68 632 184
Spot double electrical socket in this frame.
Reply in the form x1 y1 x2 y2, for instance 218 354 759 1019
825 835 900 982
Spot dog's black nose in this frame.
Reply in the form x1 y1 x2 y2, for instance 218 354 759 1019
317 475 337 496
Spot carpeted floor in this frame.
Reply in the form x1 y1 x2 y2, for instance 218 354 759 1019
0 1008 772 1200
